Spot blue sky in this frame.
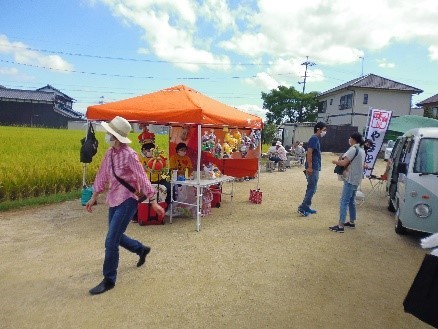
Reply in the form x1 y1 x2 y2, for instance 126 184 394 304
1 0 437 121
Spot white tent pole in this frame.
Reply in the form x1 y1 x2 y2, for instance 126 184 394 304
197 124 201 182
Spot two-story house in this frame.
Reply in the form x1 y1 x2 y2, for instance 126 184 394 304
0 84 84 128
316 74 423 134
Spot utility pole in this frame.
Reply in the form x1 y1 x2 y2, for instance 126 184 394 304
298 56 316 94
359 56 364 76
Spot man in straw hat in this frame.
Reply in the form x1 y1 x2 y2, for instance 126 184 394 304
85 116 165 295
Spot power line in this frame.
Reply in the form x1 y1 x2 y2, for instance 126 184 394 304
1 43 268 67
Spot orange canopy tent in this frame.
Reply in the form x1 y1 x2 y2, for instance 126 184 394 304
86 85 263 178
86 84 263 129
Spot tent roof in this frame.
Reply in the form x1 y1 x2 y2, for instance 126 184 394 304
388 115 438 133
86 85 263 129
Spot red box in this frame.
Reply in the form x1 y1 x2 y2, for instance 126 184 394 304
209 184 222 208
137 202 167 225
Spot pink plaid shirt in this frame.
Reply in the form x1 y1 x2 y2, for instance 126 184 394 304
93 144 156 207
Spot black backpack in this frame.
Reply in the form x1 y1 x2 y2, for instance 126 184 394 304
80 123 99 163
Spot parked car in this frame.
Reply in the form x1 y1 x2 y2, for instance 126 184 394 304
384 140 395 161
386 128 438 234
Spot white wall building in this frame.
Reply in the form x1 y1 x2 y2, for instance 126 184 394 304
316 74 423 134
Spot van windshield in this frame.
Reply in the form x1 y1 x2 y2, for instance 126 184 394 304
414 138 438 174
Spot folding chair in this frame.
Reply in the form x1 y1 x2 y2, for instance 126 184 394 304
366 172 387 199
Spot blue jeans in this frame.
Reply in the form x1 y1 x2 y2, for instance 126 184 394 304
339 181 358 224
103 197 143 284
299 170 319 212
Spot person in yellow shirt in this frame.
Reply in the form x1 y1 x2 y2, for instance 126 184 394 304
169 143 193 177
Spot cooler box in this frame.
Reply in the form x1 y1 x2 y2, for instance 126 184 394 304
138 201 167 225
209 184 222 208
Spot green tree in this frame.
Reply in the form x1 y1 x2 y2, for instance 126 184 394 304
261 122 277 144
261 86 319 124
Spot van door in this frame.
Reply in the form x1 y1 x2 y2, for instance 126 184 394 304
396 137 415 213
387 137 404 203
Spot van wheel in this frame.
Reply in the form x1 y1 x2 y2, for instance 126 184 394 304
395 208 407 235
388 198 396 212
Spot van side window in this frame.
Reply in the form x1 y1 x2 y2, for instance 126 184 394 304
414 138 438 174
400 139 414 165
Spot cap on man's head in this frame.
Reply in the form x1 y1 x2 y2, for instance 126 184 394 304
276 141 282 146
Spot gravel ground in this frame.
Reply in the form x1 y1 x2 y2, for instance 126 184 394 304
0 154 432 329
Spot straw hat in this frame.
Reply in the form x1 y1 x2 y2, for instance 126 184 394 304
101 116 132 144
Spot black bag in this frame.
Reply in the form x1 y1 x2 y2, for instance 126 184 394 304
403 254 438 327
80 123 99 163
333 165 345 175
334 147 359 175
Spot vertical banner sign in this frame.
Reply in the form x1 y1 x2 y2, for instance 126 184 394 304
364 109 392 177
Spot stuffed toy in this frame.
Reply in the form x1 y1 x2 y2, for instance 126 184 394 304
138 124 155 145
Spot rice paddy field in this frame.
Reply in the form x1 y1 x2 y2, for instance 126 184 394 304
0 126 168 205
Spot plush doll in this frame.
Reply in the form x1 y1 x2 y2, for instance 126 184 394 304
214 139 222 158
138 125 155 145
222 141 232 158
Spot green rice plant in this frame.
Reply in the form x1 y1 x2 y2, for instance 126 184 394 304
0 125 169 205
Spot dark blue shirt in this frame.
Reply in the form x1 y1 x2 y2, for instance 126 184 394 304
305 134 321 171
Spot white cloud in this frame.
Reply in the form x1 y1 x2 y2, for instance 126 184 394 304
218 0 438 66
429 45 438 61
100 0 232 71
245 72 279 91
377 58 396 69
0 34 73 72
96 0 438 77
235 103 267 122
244 58 325 92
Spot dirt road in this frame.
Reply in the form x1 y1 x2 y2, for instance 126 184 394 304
0 155 431 329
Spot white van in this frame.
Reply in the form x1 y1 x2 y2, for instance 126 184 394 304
386 127 438 234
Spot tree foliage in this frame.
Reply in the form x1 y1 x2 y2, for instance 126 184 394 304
261 85 319 124
261 122 277 144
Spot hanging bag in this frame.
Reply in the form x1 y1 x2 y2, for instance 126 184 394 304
80 123 99 163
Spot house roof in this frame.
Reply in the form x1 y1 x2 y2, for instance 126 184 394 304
317 73 423 98
36 84 74 101
416 93 438 106
0 87 54 103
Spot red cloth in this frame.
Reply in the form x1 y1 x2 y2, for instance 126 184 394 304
202 152 258 178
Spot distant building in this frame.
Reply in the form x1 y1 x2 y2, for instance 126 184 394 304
417 93 438 118
0 84 84 128
316 74 423 134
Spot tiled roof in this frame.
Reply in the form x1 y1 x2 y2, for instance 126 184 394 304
417 93 438 106
317 73 423 98
36 84 74 100
0 88 54 102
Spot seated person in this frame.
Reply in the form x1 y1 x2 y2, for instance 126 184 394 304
295 142 306 166
139 142 171 206
268 141 281 164
275 141 288 162
169 143 194 178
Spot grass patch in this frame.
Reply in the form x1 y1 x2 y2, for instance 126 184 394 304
0 190 82 212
